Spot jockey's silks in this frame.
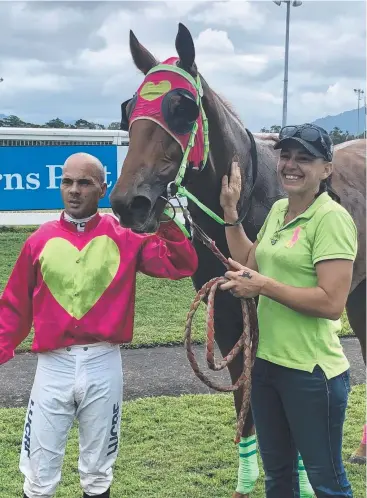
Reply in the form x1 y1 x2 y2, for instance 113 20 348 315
0 213 198 364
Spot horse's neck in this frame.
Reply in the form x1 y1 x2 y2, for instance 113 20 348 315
208 92 253 175
187 85 254 227
187 82 285 243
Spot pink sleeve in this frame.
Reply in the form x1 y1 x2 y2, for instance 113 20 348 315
0 241 35 364
137 221 198 280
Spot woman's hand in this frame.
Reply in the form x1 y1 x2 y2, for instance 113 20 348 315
220 258 267 299
220 158 242 222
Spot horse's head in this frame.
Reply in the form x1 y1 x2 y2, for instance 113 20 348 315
110 23 208 232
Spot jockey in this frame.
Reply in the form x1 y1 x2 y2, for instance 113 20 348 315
0 152 198 498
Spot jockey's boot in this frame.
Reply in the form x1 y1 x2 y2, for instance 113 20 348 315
83 489 110 498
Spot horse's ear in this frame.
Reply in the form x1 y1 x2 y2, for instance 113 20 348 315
175 23 196 73
129 30 158 75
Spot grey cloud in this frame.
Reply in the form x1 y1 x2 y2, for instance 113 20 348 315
0 3 108 62
0 1 365 132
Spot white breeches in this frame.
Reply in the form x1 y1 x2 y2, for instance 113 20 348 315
20 342 123 498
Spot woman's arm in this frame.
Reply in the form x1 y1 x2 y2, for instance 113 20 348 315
261 259 353 320
221 198 357 322
220 258 353 321
221 160 258 271
224 219 258 271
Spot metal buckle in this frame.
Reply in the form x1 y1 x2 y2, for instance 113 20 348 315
167 181 178 199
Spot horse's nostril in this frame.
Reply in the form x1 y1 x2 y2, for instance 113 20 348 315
130 196 152 214
111 194 152 229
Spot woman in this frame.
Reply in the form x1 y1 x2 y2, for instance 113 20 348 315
220 124 357 498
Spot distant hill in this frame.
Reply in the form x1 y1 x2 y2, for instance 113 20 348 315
312 107 366 135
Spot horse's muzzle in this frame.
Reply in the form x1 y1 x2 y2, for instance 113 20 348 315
110 193 153 230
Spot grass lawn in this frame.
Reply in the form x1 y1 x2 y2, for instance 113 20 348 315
0 228 353 354
0 385 365 498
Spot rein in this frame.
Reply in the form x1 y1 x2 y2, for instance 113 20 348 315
167 127 258 229
171 196 259 444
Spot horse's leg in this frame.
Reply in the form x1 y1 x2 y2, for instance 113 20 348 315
213 299 259 498
346 279 366 465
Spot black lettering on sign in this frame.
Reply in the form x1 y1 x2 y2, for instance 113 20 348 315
23 399 34 458
107 402 120 456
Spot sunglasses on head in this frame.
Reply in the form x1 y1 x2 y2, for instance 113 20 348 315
279 124 332 161
280 124 323 141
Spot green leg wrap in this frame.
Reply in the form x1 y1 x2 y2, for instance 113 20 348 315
298 454 314 498
236 435 259 495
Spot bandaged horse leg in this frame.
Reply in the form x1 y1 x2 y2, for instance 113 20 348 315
346 280 366 465
298 453 315 498
234 437 314 497
349 423 367 464
209 301 260 498
234 432 260 497
233 401 259 497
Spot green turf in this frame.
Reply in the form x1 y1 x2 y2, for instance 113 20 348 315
0 229 354 353
0 385 365 497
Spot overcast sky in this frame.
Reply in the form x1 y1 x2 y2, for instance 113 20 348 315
0 0 365 131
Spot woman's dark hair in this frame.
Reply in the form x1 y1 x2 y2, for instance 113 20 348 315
316 174 340 203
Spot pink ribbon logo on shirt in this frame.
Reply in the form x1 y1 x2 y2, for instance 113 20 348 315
286 226 302 248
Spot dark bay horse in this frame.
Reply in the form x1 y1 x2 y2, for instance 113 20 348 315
110 23 366 495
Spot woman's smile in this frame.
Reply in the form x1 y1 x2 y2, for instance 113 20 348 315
281 169 305 187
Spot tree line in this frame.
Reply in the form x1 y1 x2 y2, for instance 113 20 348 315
0 115 365 144
260 125 366 144
0 115 120 130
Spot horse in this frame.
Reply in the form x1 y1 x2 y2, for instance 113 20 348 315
109 23 366 496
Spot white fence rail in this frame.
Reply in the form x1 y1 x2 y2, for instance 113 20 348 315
0 127 129 145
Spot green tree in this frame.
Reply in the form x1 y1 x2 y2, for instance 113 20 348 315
44 118 67 128
75 119 96 129
260 124 281 133
328 127 355 145
2 115 27 127
108 122 121 130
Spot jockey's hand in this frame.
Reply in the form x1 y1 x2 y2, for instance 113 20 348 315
220 157 242 222
159 209 173 223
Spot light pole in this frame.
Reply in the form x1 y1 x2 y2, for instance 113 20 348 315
354 88 364 138
274 1 302 127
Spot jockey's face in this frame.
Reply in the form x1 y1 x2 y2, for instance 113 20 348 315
61 154 107 219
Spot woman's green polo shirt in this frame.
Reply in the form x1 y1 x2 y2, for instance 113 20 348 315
255 192 357 379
